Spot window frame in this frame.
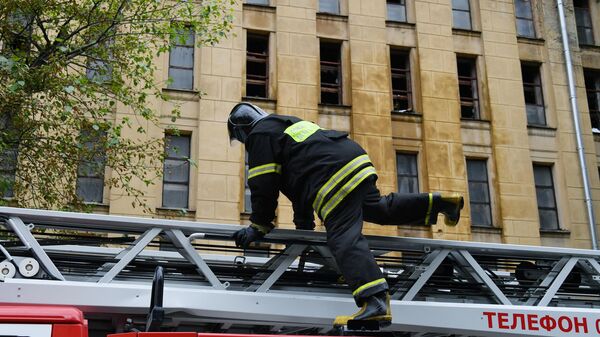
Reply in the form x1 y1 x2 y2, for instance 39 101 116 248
76 129 106 204
521 62 546 126
396 152 419 194
514 0 536 38
390 48 413 113
319 40 343 105
162 134 191 209
167 28 195 91
533 164 560 230
466 158 493 227
386 0 407 22
452 0 473 30
584 69 600 131
246 32 270 99
457 56 480 119
574 0 595 46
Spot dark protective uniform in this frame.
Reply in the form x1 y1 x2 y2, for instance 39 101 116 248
246 114 437 304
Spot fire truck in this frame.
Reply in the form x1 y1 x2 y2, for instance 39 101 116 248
1 206 600 337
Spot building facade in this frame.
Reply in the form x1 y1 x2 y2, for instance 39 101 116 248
81 0 600 249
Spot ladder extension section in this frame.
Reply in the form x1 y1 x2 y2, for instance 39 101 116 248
1 206 600 337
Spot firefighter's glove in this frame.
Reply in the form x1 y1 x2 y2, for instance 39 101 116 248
233 224 269 248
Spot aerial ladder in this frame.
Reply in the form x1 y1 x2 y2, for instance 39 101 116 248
0 205 599 337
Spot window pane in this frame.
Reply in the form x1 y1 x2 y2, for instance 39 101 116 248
397 153 417 175
516 19 536 38
387 2 406 22
467 159 492 227
453 11 472 29
398 177 419 194
452 0 470 10
539 209 559 230
467 159 486 180
76 177 103 203
166 135 191 158
533 165 559 230
168 68 193 90
515 0 533 19
396 153 418 193
169 47 194 68
471 204 492 227
533 165 552 186
319 0 339 14
163 183 189 208
246 0 269 4
536 188 556 208
164 159 190 183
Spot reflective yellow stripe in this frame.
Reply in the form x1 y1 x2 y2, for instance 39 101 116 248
284 121 321 142
424 193 433 225
320 166 377 220
352 278 387 297
313 154 372 213
248 163 282 180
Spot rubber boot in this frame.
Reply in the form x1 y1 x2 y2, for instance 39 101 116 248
333 292 391 326
432 193 464 226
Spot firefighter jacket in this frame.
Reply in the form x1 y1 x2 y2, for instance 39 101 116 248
246 115 377 232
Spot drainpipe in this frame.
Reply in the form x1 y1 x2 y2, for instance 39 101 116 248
556 0 598 249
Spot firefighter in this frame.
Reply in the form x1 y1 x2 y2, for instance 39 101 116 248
228 103 464 326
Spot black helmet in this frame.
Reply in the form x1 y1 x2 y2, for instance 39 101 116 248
228 103 268 144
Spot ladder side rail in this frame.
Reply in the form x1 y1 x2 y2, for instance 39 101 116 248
164 229 225 289
394 249 450 301
536 257 579 307
523 257 571 306
452 250 512 305
97 228 163 283
5 217 65 281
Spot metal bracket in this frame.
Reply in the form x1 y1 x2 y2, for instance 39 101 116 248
245 244 307 292
451 250 511 305
536 257 579 307
393 249 450 301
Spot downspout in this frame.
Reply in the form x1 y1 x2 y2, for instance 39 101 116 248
556 0 598 249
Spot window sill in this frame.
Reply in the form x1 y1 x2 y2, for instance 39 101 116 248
452 28 482 37
242 96 277 110
540 229 571 236
316 12 348 21
517 36 545 45
391 111 422 123
156 207 196 217
242 3 276 12
527 125 556 137
579 43 600 50
385 20 415 29
318 103 352 116
471 225 502 234
162 88 201 102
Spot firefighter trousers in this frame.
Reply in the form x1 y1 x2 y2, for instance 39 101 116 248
323 177 433 305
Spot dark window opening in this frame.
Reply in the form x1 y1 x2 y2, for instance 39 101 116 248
320 41 342 105
533 164 559 230
515 0 536 38
387 0 407 22
396 153 419 193
457 57 480 119
584 69 600 131
521 63 546 126
163 134 191 209
390 49 412 112
467 159 492 227
452 0 472 30
246 33 269 98
574 0 595 45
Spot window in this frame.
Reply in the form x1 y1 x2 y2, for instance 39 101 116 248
246 0 269 5
452 0 472 30
584 69 600 131
387 0 407 22
457 56 479 119
574 0 595 45
533 164 559 230
162 134 191 209
76 130 106 203
168 28 195 90
319 0 340 14
390 49 412 112
320 41 342 105
244 152 252 213
246 33 269 98
396 153 418 193
87 59 112 83
0 115 17 198
521 63 546 126
514 0 536 38
466 159 492 227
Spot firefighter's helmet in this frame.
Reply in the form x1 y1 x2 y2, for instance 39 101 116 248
228 103 268 144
